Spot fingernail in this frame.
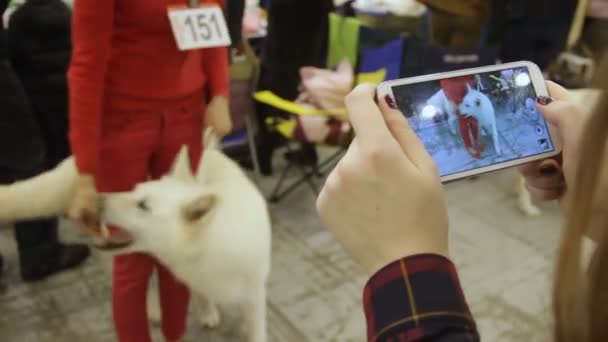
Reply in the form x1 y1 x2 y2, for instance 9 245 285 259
540 165 558 175
384 95 397 109
536 96 553 106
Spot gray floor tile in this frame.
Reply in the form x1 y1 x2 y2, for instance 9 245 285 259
0 157 565 341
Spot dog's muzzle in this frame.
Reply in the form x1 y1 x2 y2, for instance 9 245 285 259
93 239 134 251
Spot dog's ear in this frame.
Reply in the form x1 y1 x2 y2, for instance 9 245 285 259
466 83 473 92
170 146 195 182
182 194 217 222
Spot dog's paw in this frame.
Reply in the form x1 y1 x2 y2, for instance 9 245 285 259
199 304 222 329
519 203 542 217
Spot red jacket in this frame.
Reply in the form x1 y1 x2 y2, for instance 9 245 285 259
68 0 229 175
439 76 476 106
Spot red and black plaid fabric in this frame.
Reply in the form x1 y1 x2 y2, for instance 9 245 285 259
363 254 479 342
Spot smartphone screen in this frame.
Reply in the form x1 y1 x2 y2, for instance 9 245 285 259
391 66 555 177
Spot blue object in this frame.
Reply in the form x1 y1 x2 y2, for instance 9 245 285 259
358 37 405 81
223 128 249 148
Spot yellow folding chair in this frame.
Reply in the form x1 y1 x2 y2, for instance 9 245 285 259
253 68 387 202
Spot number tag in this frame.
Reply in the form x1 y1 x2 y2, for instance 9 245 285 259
168 5 232 51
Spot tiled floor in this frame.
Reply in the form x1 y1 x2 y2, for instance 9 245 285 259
0 150 573 341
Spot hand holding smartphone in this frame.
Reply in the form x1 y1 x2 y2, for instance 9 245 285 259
377 61 562 182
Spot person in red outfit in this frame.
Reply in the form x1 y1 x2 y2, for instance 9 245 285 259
66 1 232 341
439 76 484 158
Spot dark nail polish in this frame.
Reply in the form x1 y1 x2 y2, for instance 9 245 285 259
540 165 558 175
536 96 553 106
384 95 397 109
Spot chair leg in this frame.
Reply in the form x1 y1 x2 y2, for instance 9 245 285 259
269 166 318 202
245 114 262 182
298 163 319 194
268 147 347 203
268 162 293 203
316 148 346 175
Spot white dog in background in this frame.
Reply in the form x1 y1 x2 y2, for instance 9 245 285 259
517 88 599 217
0 132 272 342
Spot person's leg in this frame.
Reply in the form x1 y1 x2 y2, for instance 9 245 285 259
469 118 484 153
534 23 570 71
449 15 487 49
428 8 453 47
500 21 536 63
157 263 191 341
149 95 205 341
582 18 608 62
457 115 477 157
13 98 86 282
112 254 156 342
97 107 161 342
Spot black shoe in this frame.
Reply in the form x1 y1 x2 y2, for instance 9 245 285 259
20 243 90 282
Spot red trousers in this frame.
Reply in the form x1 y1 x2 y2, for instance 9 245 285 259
97 93 205 341
457 115 483 158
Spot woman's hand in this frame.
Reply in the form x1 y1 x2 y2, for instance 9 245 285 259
67 174 103 238
316 84 449 276
519 82 593 212
205 95 232 138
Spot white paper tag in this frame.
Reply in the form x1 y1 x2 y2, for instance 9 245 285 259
168 5 232 51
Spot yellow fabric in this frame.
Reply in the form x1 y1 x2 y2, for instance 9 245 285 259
355 69 388 85
257 68 388 140
265 117 298 138
254 91 347 117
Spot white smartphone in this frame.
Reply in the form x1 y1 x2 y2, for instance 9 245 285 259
377 61 562 182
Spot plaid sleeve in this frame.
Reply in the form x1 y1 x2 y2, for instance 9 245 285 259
363 254 479 342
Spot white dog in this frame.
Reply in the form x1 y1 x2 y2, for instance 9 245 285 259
459 85 502 155
0 137 271 342
516 88 600 217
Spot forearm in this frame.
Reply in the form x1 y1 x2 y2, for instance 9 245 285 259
363 254 479 341
202 46 230 99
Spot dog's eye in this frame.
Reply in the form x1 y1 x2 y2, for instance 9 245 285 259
475 99 481 106
137 200 149 211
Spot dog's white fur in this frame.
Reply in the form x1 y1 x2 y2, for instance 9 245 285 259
427 86 502 156
459 85 502 155
0 134 271 342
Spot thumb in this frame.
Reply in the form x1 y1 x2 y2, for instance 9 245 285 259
378 95 433 168
536 80 574 129
536 97 562 127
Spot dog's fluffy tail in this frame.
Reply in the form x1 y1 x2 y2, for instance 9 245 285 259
0 157 77 223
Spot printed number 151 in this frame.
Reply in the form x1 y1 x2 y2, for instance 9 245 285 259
184 13 222 42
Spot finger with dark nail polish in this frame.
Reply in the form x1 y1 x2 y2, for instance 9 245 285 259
536 96 553 106
384 95 397 109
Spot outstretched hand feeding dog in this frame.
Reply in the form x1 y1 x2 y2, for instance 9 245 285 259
0 132 272 342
